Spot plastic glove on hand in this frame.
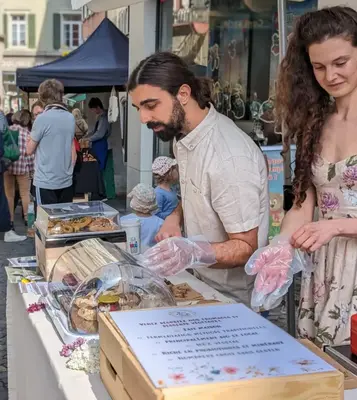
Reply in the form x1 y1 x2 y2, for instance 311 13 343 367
142 237 216 277
245 236 296 310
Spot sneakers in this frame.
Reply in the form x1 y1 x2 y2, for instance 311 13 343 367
4 230 27 243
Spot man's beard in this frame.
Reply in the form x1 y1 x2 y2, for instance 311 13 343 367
147 99 186 142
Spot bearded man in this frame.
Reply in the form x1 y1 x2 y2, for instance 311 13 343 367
128 52 269 306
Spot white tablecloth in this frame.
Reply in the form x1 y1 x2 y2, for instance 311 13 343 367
7 272 357 400
6 271 231 400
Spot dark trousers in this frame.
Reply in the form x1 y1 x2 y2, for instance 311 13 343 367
0 173 11 232
34 185 73 215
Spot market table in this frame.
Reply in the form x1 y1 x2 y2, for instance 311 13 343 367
6 271 232 400
7 272 357 400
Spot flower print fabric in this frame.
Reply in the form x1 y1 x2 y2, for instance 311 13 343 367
298 155 357 346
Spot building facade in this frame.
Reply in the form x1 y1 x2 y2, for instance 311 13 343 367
1 0 83 111
75 0 357 202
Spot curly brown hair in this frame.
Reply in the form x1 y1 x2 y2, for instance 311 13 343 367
276 6 357 207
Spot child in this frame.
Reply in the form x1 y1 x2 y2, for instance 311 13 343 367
152 156 179 220
120 183 163 249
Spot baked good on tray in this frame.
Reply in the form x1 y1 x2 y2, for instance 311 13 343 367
47 216 118 235
69 289 143 334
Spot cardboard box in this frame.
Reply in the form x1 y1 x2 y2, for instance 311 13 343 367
99 307 344 400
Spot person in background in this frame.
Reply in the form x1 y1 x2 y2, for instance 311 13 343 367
31 100 44 121
0 122 12 237
13 110 34 219
20 109 33 131
4 110 34 236
6 108 14 126
120 184 164 250
72 108 88 140
128 52 269 305
152 156 179 220
0 106 24 241
26 79 76 205
84 98 110 171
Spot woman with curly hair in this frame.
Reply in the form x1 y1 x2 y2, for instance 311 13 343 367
251 6 357 346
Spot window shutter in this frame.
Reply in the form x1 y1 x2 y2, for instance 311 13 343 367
28 14 36 48
3 14 7 48
53 13 61 50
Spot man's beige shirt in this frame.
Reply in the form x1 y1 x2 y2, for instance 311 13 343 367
173 105 269 306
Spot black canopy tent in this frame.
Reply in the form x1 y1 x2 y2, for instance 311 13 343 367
16 17 129 93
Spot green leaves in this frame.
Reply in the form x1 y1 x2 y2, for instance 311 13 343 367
346 155 357 167
327 163 336 181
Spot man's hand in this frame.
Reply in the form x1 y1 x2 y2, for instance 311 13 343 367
142 237 216 277
155 218 182 242
155 202 183 242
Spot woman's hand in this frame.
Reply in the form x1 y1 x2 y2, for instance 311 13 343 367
291 220 339 252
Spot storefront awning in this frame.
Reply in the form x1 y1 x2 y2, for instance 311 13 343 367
71 0 147 12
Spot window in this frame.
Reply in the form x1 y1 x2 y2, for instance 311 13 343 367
11 15 27 47
82 6 93 21
62 14 82 48
3 72 17 94
158 0 318 149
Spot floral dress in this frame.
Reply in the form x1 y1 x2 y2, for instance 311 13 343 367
298 155 357 346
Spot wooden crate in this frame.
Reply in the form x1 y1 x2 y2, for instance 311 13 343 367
299 339 357 391
99 312 344 400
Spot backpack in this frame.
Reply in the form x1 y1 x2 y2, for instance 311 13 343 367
1 128 20 171
3 128 20 162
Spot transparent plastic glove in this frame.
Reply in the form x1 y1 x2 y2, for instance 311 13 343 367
141 236 216 277
245 235 312 310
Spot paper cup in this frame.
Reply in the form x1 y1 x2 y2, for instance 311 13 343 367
121 218 141 255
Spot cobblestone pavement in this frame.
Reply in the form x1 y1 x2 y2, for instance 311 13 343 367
0 199 298 399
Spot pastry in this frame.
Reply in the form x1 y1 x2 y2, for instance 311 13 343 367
48 222 74 235
118 292 141 308
196 299 221 305
77 307 97 321
88 217 116 232
169 283 204 301
71 216 93 232
70 306 98 334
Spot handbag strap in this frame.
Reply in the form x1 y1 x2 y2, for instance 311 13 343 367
76 122 86 134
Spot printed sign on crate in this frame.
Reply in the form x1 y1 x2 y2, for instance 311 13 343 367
110 303 334 389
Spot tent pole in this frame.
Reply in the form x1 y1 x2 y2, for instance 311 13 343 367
278 0 296 338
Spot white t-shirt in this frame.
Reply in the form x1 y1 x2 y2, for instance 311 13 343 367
174 105 269 305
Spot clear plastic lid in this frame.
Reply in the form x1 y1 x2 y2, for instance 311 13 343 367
36 201 120 237
47 239 176 335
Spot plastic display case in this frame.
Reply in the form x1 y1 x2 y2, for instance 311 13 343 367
43 238 176 344
36 201 120 237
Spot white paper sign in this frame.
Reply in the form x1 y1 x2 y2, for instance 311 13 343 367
110 304 334 388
